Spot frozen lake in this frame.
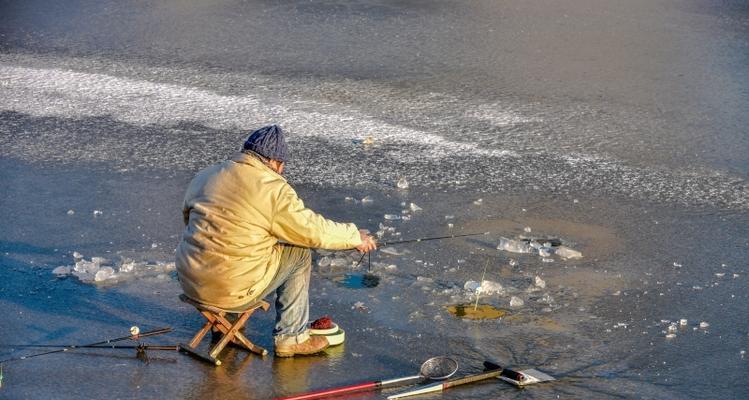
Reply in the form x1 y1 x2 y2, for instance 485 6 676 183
1 1 748 399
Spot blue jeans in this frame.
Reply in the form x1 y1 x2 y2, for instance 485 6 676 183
259 244 312 346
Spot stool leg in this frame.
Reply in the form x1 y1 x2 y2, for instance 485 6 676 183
232 331 268 356
189 319 215 349
209 311 251 359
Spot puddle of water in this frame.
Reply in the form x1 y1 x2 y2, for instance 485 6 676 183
333 273 381 289
446 304 508 320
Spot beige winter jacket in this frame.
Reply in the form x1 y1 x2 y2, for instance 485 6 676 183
176 152 362 309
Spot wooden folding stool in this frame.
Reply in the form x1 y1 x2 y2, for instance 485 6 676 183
178 294 270 366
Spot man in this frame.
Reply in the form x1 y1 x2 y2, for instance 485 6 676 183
176 124 376 357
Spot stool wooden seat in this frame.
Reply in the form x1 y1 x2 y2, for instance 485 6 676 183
178 294 270 366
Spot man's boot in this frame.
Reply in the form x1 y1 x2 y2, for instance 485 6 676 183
275 335 329 357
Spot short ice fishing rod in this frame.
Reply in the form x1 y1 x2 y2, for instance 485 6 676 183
355 232 490 268
0 327 172 364
379 231 490 246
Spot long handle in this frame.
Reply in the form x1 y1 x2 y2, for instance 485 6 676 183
0 327 172 363
443 369 503 389
275 381 380 400
276 375 424 400
387 368 502 400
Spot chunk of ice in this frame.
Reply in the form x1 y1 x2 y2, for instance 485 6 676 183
91 257 108 266
93 210 103 216
497 237 531 254
679 319 688 326
396 177 409 189
119 260 136 273
699 321 710 329
665 333 676 339
52 266 71 276
94 267 115 282
384 214 401 220
510 296 524 307
473 198 483 205
317 256 332 268
72 251 83 259
409 203 422 212
534 276 546 289
66 209 75 215
555 246 583 259
361 196 373 203
480 280 503 294
465 280 504 295
75 260 99 274
330 257 350 268
524 226 532 233
538 247 553 257
380 247 402 256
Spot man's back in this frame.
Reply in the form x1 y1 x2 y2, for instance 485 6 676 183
176 152 286 309
176 152 362 309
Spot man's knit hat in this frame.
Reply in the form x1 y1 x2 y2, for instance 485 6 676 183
242 124 288 162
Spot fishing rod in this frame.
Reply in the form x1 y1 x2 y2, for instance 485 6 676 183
379 232 490 246
1 344 179 351
0 327 172 364
355 232 491 268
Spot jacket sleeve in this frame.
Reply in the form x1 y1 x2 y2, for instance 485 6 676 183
270 184 363 250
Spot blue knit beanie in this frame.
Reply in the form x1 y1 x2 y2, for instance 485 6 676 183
242 124 288 162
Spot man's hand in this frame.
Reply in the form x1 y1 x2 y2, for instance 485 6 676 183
356 229 377 253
